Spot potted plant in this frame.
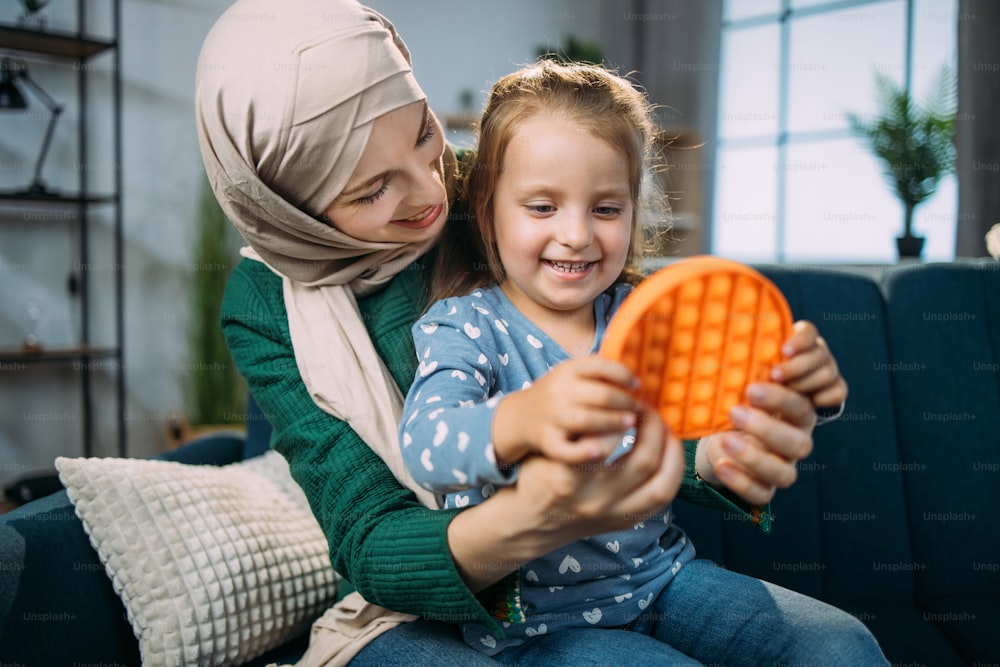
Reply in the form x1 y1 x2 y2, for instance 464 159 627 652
176 175 247 443
847 66 956 260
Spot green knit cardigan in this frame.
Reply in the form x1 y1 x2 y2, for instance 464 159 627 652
220 254 766 632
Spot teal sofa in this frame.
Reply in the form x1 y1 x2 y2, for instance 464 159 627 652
1 260 998 666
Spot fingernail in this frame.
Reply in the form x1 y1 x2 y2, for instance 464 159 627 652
622 413 636 428
730 405 750 425
747 384 766 402
770 366 783 381
723 435 745 454
782 343 795 356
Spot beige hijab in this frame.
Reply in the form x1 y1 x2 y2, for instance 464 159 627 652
196 0 442 663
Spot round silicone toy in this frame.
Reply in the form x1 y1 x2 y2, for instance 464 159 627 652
601 255 794 439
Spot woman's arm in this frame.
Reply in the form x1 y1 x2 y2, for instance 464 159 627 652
220 258 499 631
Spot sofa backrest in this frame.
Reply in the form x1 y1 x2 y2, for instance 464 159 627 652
880 260 1000 605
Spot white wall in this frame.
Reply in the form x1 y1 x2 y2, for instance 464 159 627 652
0 0 610 485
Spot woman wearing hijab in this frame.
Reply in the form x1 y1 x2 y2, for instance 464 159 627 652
195 1 872 666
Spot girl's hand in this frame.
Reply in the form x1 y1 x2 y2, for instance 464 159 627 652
493 356 639 465
770 320 848 409
695 382 816 506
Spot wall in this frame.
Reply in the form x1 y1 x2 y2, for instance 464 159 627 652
0 0 627 486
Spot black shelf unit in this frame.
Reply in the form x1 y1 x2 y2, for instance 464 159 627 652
0 1 124 459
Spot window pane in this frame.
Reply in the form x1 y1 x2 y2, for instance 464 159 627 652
725 0 782 22
913 174 958 261
913 0 958 102
712 146 779 261
787 1 906 134
783 139 904 262
791 0 839 11
718 24 781 140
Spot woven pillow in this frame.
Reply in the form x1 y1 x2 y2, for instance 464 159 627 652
55 451 338 667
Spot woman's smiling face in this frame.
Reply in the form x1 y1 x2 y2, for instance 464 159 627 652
322 100 449 244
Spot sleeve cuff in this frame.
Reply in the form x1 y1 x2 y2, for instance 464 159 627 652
815 400 846 426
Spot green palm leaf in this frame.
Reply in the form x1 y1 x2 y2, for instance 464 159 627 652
847 66 956 237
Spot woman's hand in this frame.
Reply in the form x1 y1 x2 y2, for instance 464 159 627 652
449 403 683 591
515 403 685 537
492 356 640 466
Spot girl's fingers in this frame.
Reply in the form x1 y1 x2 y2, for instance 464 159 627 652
572 356 641 388
719 432 798 489
713 457 777 506
811 379 848 408
771 343 828 383
731 397 814 463
744 382 816 430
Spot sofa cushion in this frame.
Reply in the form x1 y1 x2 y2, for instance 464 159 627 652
0 433 246 666
54 450 337 667
881 260 1000 662
673 265 927 665
677 266 915 605
0 488 141 665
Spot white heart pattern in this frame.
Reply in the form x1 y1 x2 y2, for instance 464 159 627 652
452 469 468 484
614 592 633 603
631 557 644 568
638 592 653 610
418 360 438 377
525 569 539 582
605 540 620 553
498 353 509 366
672 560 683 575
558 554 581 574
480 635 496 649
464 322 481 339
450 370 467 380
433 421 449 446
454 495 470 507
402 433 412 447
420 449 433 472
582 608 603 624
524 624 547 637
457 432 470 452
527 334 543 349
419 323 438 334
495 319 508 334
474 304 490 315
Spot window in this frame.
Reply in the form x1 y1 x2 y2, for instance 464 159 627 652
714 0 957 262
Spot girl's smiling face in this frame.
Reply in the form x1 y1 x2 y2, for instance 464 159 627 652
492 113 633 326
323 100 448 244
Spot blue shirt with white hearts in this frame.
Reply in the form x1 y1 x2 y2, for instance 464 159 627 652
400 284 696 655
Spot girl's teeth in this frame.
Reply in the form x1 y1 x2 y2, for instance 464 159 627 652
549 261 590 272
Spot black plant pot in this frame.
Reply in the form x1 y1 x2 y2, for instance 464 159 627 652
896 234 925 260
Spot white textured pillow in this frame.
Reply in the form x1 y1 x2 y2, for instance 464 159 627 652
55 451 338 667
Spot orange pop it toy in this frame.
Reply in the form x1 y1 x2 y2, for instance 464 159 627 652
601 256 794 439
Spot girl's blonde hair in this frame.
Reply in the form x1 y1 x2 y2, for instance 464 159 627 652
430 60 667 303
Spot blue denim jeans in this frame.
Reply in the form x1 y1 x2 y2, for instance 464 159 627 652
351 560 888 666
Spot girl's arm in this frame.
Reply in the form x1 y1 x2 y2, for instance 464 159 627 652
400 301 510 493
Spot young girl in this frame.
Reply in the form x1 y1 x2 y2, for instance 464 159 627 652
399 60 883 664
